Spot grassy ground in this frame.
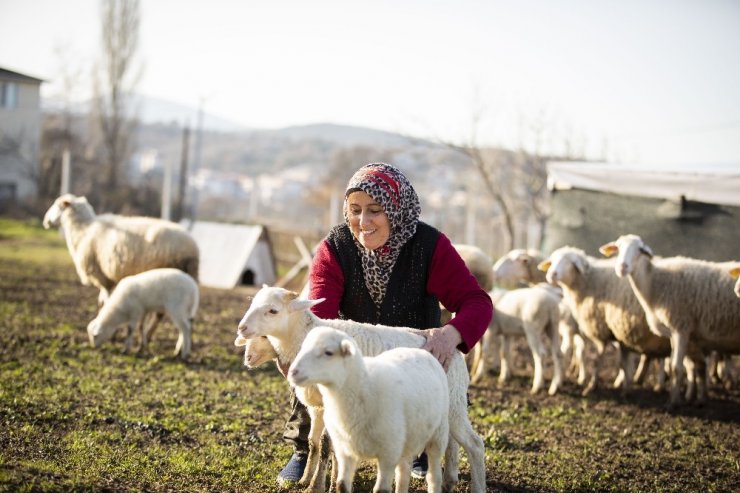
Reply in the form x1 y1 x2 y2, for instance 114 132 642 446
0 218 738 492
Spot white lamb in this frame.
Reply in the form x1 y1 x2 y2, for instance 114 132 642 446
538 247 676 396
472 285 564 395
600 234 740 406
288 327 449 493
490 249 586 386
234 285 486 493
87 268 198 360
43 194 199 305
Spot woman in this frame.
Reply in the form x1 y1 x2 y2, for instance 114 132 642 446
278 162 493 485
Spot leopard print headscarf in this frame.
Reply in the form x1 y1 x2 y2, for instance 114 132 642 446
344 163 421 309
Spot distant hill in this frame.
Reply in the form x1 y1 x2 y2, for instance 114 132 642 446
267 122 418 147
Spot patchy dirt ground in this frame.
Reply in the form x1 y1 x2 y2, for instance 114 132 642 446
0 225 739 492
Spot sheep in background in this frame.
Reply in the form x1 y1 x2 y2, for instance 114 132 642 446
491 249 587 386
600 234 740 406
87 268 198 360
289 327 449 493
538 247 677 396
472 285 564 395
42 194 199 305
234 285 487 493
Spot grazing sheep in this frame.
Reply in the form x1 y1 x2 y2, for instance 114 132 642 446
472 285 564 395
600 234 740 406
288 327 449 493
87 268 198 359
43 194 199 304
234 285 486 493
538 247 676 396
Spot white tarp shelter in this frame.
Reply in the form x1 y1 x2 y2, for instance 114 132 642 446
185 221 277 289
543 162 740 262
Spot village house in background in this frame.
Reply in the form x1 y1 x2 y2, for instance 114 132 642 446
0 66 44 211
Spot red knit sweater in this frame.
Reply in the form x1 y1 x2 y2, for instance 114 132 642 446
308 231 493 352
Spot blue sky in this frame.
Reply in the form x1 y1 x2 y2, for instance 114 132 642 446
1 0 739 166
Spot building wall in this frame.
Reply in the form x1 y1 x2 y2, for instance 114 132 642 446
0 72 42 205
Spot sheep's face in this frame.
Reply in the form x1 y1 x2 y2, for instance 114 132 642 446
86 318 116 348
42 194 92 229
288 327 355 388
606 235 653 278
493 249 533 288
236 286 324 340
239 336 277 368
542 249 588 287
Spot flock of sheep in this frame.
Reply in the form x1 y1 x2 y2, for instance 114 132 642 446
42 193 740 493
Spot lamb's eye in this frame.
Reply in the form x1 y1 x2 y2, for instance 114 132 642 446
324 350 334 357
268 308 278 315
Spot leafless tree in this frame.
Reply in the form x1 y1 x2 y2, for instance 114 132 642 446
91 0 142 210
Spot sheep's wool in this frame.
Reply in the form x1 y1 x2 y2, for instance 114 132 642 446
344 163 421 308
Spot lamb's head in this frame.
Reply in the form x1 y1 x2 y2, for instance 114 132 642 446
235 285 324 342
538 247 589 287
493 249 542 288
42 194 95 229
287 326 358 388
237 336 277 368
599 234 653 278
86 316 116 348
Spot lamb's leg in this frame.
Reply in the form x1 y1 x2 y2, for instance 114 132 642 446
653 358 668 392
448 405 486 493
633 354 650 385
582 339 604 396
140 312 165 353
425 423 447 493
335 452 357 493
616 345 634 394
301 407 325 488
124 323 135 353
574 334 587 385
442 436 459 493
668 331 688 408
170 314 192 360
548 323 564 395
523 324 545 394
393 458 411 493
470 331 490 383
497 336 511 384
305 428 332 493
373 455 396 493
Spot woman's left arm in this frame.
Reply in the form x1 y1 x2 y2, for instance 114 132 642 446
424 233 493 359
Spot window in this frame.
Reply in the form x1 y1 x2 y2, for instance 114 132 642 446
1 82 19 108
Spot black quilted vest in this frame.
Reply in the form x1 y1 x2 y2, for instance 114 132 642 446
325 222 441 329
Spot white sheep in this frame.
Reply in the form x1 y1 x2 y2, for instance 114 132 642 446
87 268 198 360
600 234 740 406
472 285 564 395
288 326 449 493
490 249 587 386
42 194 199 304
538 247 676 396
234 285 487 493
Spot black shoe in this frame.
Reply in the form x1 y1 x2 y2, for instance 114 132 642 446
277 451 308 485
411 451 428 479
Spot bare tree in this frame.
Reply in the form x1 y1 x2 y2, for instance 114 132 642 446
92 0 142 210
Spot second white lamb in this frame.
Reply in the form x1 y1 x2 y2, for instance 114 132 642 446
289 326 449 493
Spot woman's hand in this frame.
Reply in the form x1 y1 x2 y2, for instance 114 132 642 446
422 324 463 371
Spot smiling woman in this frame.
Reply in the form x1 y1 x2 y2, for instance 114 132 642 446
275 162 493 486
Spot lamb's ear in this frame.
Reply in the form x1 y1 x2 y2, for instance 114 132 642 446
234 335 248 347
340 339 355 357
639 242 654 258
599 242 618 258
516 252 530 264
537 260 551 272
288 298 325 312
730 267 740 279
573 256 589 274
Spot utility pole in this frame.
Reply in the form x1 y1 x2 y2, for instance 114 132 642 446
173 123 190 222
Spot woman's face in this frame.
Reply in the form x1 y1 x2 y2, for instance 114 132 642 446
346 191 391 251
